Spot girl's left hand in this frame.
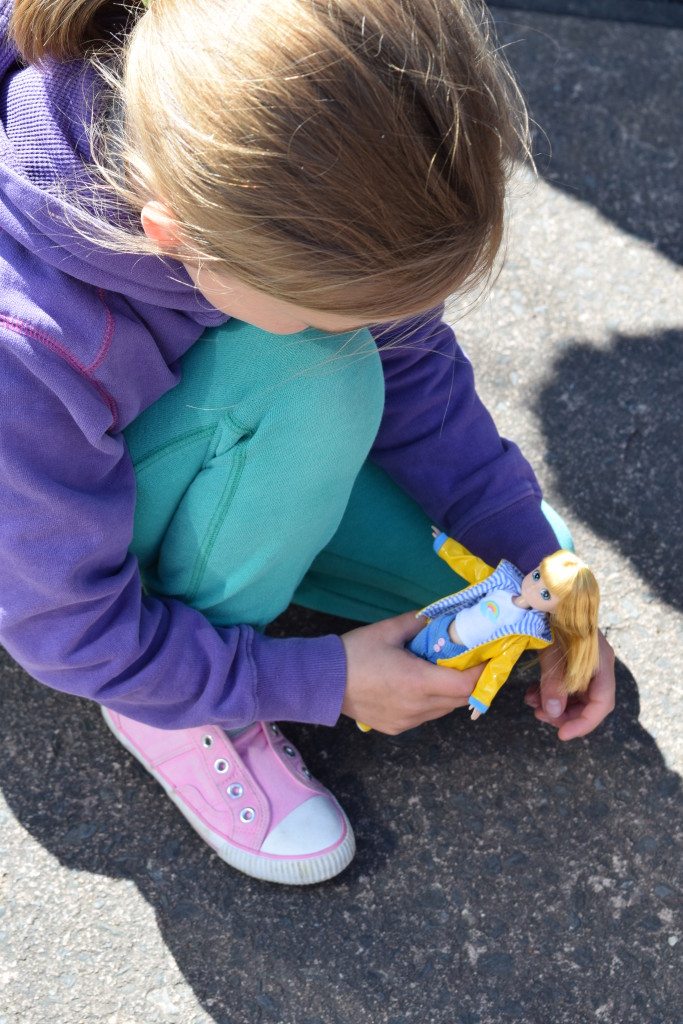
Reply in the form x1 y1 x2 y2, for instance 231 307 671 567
525 629 615 740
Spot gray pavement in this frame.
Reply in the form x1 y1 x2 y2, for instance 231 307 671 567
1 7 682 1024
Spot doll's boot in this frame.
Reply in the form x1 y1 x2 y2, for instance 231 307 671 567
102 709 355 884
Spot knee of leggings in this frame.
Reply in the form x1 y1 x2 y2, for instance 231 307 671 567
262 326 386 470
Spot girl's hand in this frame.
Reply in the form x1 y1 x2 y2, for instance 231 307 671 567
525 629 616 740
340 612 483 735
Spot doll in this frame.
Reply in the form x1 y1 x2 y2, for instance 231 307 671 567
407 530 600 719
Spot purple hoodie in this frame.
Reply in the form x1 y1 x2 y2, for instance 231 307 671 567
0 3 558 729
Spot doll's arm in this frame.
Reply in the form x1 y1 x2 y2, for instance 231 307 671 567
433 532 495 585
467 638 528 718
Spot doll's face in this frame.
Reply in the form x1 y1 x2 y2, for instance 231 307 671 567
520 568 560 613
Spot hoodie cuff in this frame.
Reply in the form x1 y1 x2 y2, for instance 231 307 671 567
247 631 347 726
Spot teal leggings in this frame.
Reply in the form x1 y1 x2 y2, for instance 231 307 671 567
125 320 570 628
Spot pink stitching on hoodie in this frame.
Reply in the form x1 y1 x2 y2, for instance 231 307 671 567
88 289 115 373
0 311 119 430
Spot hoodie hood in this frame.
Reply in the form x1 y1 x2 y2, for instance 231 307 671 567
0 0 226 327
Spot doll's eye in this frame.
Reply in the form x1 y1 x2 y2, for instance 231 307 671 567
541 589 551 601
532 570 541 581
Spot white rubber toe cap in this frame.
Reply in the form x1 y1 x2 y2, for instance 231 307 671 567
260 795 345 856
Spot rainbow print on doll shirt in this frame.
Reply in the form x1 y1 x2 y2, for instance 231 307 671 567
482 599 500 622
453 588 526 648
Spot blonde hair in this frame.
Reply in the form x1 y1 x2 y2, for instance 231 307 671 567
12 0 531 319
540 551 600 695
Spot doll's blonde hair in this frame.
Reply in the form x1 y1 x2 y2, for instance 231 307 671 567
540 551 600 694
12 0 531 319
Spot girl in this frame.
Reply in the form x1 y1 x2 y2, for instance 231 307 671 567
0 0 614 884
407 533 600 719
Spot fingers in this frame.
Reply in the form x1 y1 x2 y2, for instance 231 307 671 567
556 648 616 740
527 631 616 741
538 675 568 723
373 658 482 734
408 651 483 698
341 614 485 735
377 609 430 645
524 646 569 723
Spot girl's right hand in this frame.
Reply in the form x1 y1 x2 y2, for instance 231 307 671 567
340 612 483 735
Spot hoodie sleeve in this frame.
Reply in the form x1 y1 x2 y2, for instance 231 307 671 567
0 334 346 730
370 309 560 573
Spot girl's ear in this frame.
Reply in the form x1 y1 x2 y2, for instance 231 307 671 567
140 201 184 252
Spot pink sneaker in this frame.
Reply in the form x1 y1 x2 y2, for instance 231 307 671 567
101 709 355 885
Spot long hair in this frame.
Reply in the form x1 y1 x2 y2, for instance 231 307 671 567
540 550 600 694
12 0 532 319
11 0 140 62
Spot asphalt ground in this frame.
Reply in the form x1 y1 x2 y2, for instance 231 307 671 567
491 0 683 29
1 7 682 1024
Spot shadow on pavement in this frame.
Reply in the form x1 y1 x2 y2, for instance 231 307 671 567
2 632 681 1023
494 7 683 266
538 329 683 613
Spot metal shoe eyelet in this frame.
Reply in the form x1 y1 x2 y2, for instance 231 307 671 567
202 735 214 749
269 723 280 736
227 783 244 799
240 807 256 824
283 745 296 758
301 767 312 779
214 758 230 774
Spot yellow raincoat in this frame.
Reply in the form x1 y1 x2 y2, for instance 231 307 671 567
356 534 554 731
421 534 553 714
